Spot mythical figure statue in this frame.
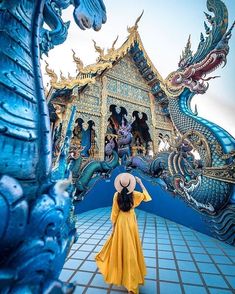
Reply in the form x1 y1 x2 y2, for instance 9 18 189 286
117 120 133 163
128 0 235 244
105 137 116 159
0 0 106 292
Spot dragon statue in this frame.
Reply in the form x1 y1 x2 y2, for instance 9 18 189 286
73 150 119 201
0 0 106 292
128 0 235 245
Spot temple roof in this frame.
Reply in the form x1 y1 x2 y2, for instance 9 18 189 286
45 13 166 98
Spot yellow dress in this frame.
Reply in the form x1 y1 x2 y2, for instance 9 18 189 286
95 189 152 293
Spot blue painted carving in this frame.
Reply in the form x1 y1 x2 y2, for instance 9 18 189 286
52 105 77 179
0 0 106 291
74 151 119 201
128 0 235 245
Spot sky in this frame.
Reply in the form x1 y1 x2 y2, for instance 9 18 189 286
42 0 235 137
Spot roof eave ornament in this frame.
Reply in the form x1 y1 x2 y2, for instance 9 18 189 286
72 49 84 75
92 39 105 61
45 60 58 86
127 10 144 35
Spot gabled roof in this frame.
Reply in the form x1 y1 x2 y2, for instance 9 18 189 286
45 14 165 94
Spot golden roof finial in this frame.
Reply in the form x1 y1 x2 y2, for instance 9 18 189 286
107 35 119 55
68 72 73 80
92 40 105 60
60 70 66 81
44 60 58 85
111 35 119 50
72 49 84 73
127 10 144 34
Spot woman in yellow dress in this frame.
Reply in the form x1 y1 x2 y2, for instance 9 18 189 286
95 173 152 294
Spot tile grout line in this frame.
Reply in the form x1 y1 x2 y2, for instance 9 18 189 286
192 228 234 291
67 209 111 292
165 222 186 294
178 225 212 294
155 216 160 294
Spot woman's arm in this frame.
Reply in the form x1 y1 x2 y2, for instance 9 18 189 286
135 176 152 202
136 176 146 191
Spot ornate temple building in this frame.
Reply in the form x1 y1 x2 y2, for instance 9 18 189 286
1 1 235 292
46 18 175 164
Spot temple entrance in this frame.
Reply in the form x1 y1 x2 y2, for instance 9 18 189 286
131 111 152 157
71 119 98 159
106 105 128 135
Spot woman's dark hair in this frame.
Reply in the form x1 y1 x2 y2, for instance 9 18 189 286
117 187 133 212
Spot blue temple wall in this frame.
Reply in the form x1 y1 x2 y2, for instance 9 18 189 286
75 166 212 237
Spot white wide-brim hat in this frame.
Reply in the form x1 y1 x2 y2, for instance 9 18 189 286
114 173 136 194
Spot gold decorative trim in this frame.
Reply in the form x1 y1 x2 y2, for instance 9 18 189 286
45 59 97 89
107 93 150 108
203 163 235 184
107 72 150 92
77 110 101 117
214 141 235 160
155 123 173 131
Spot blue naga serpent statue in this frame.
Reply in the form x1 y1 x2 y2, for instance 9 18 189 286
128 0 235 244
0 0 106 292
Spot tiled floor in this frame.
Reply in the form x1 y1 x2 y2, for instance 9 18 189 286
60 207 235 294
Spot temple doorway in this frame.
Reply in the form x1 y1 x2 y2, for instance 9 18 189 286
105 106 153 159
131 111 152 156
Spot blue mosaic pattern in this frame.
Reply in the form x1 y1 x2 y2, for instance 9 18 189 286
61 208 235 293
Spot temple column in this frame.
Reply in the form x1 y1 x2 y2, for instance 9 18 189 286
99 76 108 160
149 92 158 154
